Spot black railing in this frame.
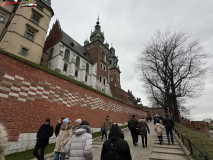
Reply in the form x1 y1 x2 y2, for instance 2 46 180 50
173 127 210 160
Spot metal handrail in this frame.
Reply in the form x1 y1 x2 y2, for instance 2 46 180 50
173 127 210 160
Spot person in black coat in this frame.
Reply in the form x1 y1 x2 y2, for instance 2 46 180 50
128 115 138 145
101 124 132 160
55 117 65 137
33 118 53 160
163 114 174 144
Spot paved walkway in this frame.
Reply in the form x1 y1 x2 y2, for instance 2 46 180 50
32 121 189 160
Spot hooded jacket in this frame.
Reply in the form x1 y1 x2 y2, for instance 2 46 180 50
0 123 8 160
65 125 93 160
101 124 132 160
54 122 73 153
36 123 53 145
154 123 164 136
138 119 150 136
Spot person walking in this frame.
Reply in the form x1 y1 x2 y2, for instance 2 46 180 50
33 118 53 160
0 123 8 160
128 115 138 146
65 121 93 160
54 118 73 160
55 117 65 137
101 124 132 160
103 116 112 140
154 119 164 145
163 114 174 144
101 123 107 140
138 118 150 148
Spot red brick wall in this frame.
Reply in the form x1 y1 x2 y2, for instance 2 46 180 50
0 52 147 142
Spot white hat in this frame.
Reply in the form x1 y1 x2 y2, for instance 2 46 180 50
75 118 82 124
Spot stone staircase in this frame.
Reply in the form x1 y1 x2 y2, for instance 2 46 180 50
149 133 188 160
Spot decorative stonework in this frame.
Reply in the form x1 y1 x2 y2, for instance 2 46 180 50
0 70 146 116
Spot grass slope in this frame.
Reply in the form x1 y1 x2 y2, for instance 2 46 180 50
175 123 213 160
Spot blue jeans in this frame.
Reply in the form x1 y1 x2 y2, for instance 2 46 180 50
54 152 65 160
166 128 174 143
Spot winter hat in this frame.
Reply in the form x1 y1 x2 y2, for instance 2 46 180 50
45 118 50 123
75 118 82 124
63 118 69 124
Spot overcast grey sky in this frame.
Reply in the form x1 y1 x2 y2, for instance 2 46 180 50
49 0 213 120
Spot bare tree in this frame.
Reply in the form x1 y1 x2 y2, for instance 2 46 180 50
138 30 208 122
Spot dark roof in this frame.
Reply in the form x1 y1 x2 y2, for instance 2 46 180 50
61 31 93 64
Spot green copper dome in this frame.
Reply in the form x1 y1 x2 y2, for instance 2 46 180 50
90 18 105 43
105 42 109 48
84 39 89 45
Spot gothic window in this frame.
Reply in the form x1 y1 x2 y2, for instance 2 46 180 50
48 48 54 60
110 60 112 65
63 63 68 72
86 63 89 74
103 78 106 85
102 51 106 61
64 49 70 61
0 12 5 22
75 56 80 68
99 76 102 82
100 64 103 69
85 75 88 82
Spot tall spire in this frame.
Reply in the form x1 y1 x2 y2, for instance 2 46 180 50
90 16 105 43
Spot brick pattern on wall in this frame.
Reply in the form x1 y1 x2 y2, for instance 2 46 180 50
0 53 147 142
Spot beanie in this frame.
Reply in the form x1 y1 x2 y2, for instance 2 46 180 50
63 118 69 124
45 118 50 123
75 118 82 124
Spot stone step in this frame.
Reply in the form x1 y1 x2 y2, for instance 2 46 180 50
154 141 178 145
153 144 181 149
149 152 188 160
152 147 185 155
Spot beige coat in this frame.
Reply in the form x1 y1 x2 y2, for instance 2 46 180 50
155 123 164 136
54 122 72 153
0 123 8 160
104 120 112 132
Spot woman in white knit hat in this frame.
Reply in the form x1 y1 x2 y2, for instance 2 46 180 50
74 118 82 128
54 118 73 160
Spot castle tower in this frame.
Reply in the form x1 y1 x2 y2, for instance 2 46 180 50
84 17 112 96
0 0 54 64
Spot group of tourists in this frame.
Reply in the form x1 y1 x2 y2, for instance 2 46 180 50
128 114 174 148
0 114 174 160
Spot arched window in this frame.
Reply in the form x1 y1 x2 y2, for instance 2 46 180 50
102 52 105 61
48 48 54 60
99 75 102 82
86 63 89 74
85 75 88 82
75 56 80 68
75 70 78 77
64 49 70 61
103 78 106 85
110 60 112 65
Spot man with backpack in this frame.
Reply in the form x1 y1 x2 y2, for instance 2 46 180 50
101 124 132 160
163 114 174 144
128 115 138 146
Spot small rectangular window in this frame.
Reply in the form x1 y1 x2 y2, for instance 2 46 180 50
30 10 42 24
63 63 68 72
19 47 28 56
0 12 5 22
25 27 36 40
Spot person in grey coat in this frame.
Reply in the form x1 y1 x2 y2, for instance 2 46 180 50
65 121 93 160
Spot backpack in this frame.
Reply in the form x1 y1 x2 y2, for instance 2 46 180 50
128 118 136 130
105 140 122 160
